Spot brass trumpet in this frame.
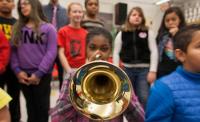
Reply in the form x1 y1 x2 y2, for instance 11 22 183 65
69 61 132 121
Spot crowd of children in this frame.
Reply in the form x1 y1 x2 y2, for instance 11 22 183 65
0 0 200 122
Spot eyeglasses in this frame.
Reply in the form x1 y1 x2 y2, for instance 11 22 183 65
20 0 30 7
0 0 13 2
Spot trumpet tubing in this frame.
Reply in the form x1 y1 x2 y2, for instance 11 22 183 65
69 61 132 120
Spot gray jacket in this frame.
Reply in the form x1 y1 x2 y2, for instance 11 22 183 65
43 3 68 30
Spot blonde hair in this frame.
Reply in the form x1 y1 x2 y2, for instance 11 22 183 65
67 2 83 15
122 6 148 32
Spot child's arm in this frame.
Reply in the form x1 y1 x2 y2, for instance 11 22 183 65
147 30 159 84
58 47 72 73
113 31 122 67
0 106 11 122
0 32 10 74
57 28 73 73
34 24 57 79
123 91 145 122
10 46 20 74
169 26 179 36
145 81 174 122
0 88 12 122
10 46 30 85
50 78 77 121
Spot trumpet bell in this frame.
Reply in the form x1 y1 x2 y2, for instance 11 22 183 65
69 61 132 120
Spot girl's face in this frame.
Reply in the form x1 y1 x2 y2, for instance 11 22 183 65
129 10 142 26
87 35 111 61
20 0 31 17
69 4 83 24
165 12 180 29
86 0 99 16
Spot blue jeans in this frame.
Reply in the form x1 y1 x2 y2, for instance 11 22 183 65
124 67 149 108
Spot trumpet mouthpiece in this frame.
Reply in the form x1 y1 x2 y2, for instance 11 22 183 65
95 54 101 60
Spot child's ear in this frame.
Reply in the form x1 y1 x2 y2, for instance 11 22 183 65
175 49 186 63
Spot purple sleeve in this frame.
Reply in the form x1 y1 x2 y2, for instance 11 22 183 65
34 25 57 78
123 91 145 122
11 46 21 74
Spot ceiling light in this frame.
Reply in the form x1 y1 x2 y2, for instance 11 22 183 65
156 0 170 5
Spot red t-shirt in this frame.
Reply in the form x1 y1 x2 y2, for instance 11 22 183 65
58 26 87 68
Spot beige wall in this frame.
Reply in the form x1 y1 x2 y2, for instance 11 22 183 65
12 0 163 34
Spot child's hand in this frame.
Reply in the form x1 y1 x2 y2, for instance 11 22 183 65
28 74 41 85
17 71 30 85
64 69 75 80
169 27 179 36
147 71 157 84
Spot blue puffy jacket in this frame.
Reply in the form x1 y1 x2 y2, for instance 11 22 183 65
145 66 200 122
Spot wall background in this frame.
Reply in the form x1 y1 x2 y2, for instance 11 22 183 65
13 0 164 34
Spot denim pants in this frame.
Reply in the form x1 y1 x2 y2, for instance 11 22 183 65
124 67 149 108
